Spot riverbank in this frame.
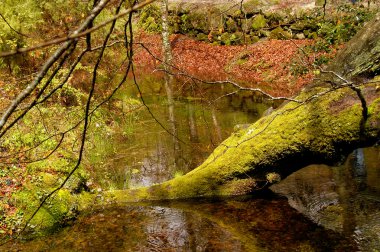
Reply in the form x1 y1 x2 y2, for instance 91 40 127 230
0 0 379 242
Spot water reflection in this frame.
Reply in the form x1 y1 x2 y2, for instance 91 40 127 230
271 146 380 251
95 94 267 190
5 196 355 252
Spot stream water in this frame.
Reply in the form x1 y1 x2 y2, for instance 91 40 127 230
5 82 380 251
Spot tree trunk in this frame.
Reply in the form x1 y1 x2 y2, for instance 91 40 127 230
109 13 380 202
324 13 380 81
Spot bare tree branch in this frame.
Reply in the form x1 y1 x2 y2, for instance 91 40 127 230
7 0 126 243
0 0 157 58
287 38 369 122
138 42 301 103
0 43 78 139
0 13 30 38
0 0 111 136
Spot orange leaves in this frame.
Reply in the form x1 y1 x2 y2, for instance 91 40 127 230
133 33 333 96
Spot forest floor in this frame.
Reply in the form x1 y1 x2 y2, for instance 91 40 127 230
133 33 339 96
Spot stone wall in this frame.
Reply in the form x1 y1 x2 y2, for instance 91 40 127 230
138 1 375 46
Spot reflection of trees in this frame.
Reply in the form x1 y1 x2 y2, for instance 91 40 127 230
337 154 357 236
142 206 246 251
163 198 355 251
272 147 380 250
211 107 223 144
161 0 182 173
187 102 199 143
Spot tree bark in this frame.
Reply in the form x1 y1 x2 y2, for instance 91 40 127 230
324 12 380 81
161 0 180 161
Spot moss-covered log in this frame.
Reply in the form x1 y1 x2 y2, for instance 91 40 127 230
109 14 380 202
110 86 380 201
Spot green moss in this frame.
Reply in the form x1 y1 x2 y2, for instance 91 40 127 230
270 27 292 39
218 178 257 196
137 4 162 33
196 33 209 42
12 188 97 235
251 35 260 43
226 17 238 33
110 85 380 201
251 14 267 31
185 12 209 34
41 173 59 187
220 32 231 45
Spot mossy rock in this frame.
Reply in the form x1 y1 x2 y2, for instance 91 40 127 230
264 12 283 25
256 29 271 38
307 31 318 39
226 17 239 33
315 0 326 6
290 22 306 31
270 27 292 39
295 33 306 39
252 14 267 31
244 35 253 44
41 173 59 187
242 18 253 32
11 187 97 235
209 31 221 43
243 34 261 44
304 21 319 31
231 32 244 45
251 35 260 43
232 9 244 19
189 13 209 33
197 33 209 42
220 32 231 45
168 15 181 33
243 0 261 12
179 14 192 33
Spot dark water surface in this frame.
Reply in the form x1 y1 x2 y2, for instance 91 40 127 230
5 195 357 251
271 147 380 251
7 147 379 251
5 86 380 251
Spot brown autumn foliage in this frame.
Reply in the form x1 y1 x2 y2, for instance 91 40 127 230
133 33 338 96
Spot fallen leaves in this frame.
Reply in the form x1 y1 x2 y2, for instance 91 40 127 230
133 33 337 97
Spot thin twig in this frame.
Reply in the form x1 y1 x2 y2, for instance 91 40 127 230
139 42 301 103
0 1 125 244
0 0 111 136
0 13 30 38
0 0 157 58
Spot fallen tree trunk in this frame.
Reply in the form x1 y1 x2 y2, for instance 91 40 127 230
109 13 380 202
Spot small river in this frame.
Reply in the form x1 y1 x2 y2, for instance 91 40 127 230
5 80 380 251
